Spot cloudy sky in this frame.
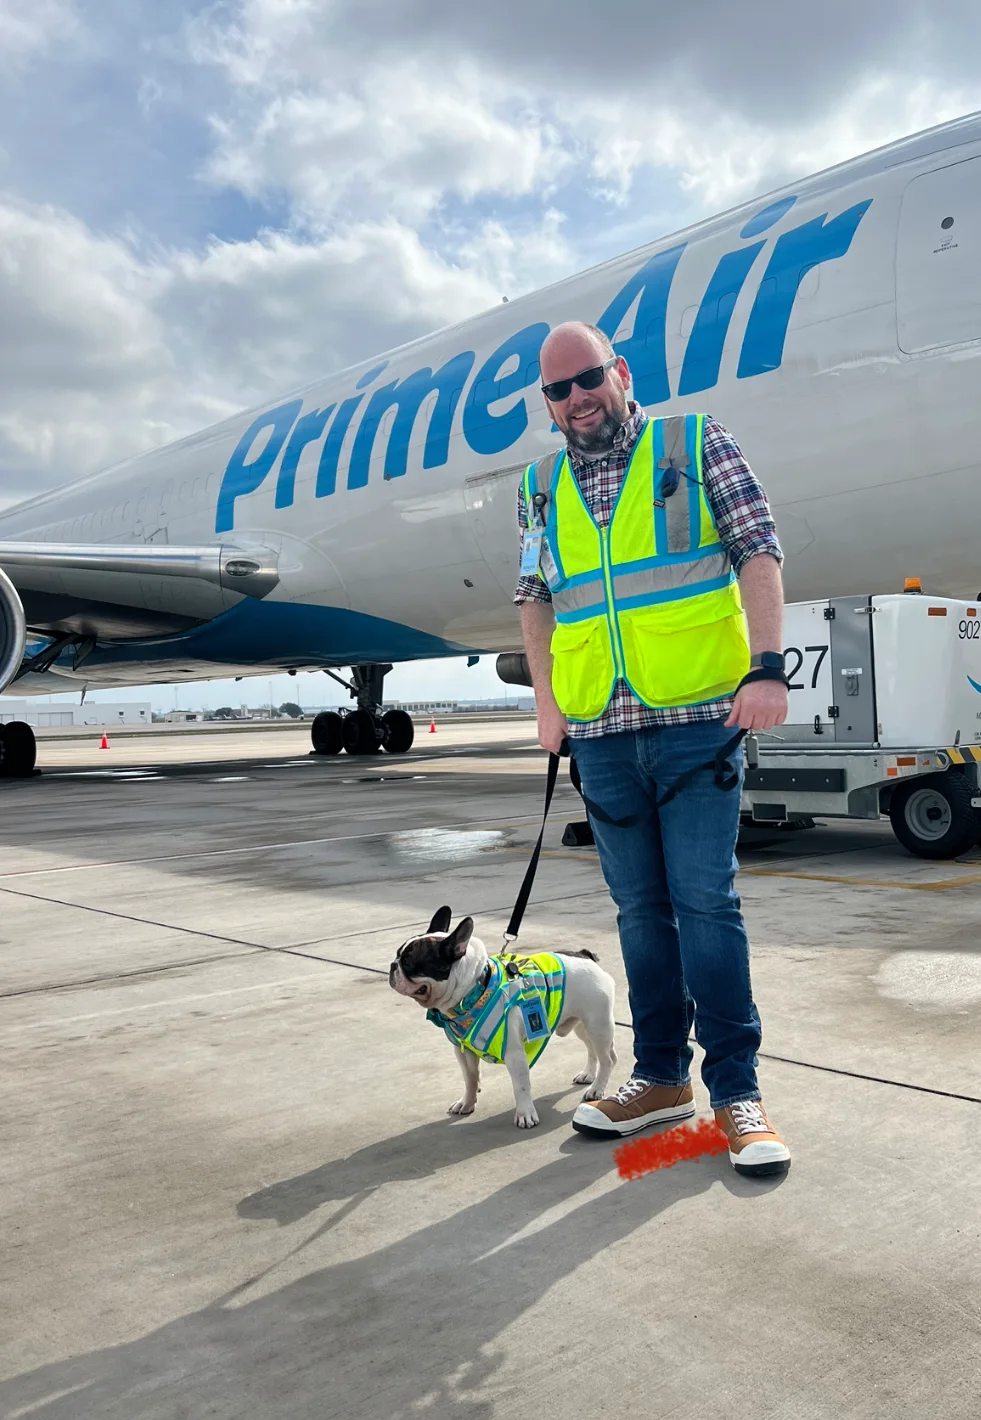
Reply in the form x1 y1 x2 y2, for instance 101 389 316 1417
2 0 980 708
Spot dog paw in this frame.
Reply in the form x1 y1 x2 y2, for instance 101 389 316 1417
514 1105 540 1129
447 1098 476 1116
580 1084 604 1102
572 1070 594 1086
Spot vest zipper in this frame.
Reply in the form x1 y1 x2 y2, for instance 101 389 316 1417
600 525 627 682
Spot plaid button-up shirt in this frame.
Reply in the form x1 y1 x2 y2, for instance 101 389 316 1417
514 404 782 738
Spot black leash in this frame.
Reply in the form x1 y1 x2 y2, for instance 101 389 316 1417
503 743 567 946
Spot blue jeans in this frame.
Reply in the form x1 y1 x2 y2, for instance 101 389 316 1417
571 720 762 1109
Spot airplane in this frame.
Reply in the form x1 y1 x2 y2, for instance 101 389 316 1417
3 111 981 777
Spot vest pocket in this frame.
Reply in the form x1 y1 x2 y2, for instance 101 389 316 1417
620 608 750 707
550 617 616 720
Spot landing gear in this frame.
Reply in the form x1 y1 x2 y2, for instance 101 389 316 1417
0 720 37 778
342 709 382 755
312 663 416 757
310 710 343 756
382 709 414 755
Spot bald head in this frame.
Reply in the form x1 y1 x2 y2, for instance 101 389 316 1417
539 322 632 456
539 322 614 377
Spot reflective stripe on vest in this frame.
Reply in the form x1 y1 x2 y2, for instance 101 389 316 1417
426 952 566 1067
522 415 750 719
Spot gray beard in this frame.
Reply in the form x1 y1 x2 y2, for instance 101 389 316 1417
565 404 628 456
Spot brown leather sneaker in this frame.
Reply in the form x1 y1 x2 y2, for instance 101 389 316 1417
714 1100 791 1177
572 1077 695 1138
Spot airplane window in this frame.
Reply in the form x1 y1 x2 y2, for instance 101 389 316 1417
941 216 954 230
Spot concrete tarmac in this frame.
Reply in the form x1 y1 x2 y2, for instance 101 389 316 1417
2 721 981 1419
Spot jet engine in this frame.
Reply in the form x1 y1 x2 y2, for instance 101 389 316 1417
0 566 27 694
496 652 533 688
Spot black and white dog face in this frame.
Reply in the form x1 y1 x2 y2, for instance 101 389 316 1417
389 906 483 1012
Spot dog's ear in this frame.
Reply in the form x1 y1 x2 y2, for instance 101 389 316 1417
428 905 452 935
441 916 473 960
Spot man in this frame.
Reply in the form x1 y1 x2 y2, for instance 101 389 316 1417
516 321 791 1178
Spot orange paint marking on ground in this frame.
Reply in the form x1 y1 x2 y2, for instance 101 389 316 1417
614 1117 729 1180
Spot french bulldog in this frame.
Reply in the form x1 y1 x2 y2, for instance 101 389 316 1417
390 906 617 1129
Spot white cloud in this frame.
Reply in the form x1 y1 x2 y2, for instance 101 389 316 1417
0 0 78 68
201 62 568 226
580 74 981 212
0 197 508 508
187 1 981 242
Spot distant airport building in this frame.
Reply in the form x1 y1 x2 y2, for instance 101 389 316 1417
164 711 202 723
384 700 459 715
0 699 152 727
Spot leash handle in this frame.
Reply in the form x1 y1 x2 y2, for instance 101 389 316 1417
503 742 566 945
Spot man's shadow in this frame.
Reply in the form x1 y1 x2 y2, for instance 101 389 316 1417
0 1119 750 1420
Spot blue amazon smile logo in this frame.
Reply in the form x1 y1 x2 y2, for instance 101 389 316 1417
969 674 981 694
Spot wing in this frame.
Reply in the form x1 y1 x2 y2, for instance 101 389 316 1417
0 540 278 693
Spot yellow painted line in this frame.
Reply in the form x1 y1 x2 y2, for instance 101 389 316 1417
496 848 981 886
741 867 981 892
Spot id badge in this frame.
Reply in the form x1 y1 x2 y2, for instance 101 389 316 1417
519 994 550 1041
520 529 542 577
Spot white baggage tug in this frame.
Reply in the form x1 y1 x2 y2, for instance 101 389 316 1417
742 584 981 859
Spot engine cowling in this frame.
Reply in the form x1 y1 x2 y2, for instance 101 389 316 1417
0 566 27 694
496 652 533 688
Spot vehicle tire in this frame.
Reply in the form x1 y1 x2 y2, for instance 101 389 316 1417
381 709 414 754
0 721 37 778
889 772 978 860
311 710 343 756
342 709 381 755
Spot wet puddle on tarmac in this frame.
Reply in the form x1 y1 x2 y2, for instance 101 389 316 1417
386 828 510 863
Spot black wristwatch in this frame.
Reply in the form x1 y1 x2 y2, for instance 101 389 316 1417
750 652 785 672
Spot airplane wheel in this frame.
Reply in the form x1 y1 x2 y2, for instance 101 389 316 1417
311 710 343 755
342 709 381 755
382 709 414 754
0 721 37 778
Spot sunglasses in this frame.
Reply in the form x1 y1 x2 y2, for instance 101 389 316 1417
540 357 616 404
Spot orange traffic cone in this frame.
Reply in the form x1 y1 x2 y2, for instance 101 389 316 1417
99 732 109 750
429 718 436 734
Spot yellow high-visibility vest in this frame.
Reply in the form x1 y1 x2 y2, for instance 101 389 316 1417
522 414 750 721
427 952 566 1066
